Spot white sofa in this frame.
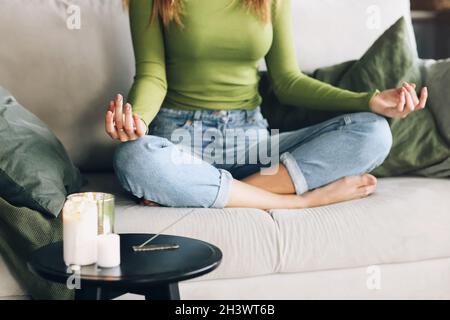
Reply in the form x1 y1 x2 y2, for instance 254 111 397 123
1 0 449 300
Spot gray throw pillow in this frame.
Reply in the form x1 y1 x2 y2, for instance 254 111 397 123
421 59 450 146
411 59 450 178
0 87 82 217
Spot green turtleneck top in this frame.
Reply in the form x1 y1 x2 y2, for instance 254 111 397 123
128 0 376 125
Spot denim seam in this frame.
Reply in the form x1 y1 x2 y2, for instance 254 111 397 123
280 152 309 195
211 169 233 209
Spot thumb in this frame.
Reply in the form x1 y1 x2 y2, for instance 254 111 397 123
133 114 147 137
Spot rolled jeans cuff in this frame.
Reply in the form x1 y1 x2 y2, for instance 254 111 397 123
280 152 309 195
211 169 233 209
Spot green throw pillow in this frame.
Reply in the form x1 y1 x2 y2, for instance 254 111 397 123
261 17 450 177
321 18 422 91
0 87 82 217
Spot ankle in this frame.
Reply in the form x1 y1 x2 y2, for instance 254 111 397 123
301 190 327 209
291 194 309 209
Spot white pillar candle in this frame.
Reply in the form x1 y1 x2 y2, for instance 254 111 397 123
63 198 98 266
97 234 121 268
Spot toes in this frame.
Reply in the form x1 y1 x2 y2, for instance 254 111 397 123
361 174 377 186
358 184 376 197
358 174 377 196
342 175 377 188
141 199 153 206
141 199 160 207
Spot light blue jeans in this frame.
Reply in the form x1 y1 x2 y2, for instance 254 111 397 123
113 107 392 208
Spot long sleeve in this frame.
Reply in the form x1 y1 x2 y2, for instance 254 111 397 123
128 0 167 125
265 0 377 112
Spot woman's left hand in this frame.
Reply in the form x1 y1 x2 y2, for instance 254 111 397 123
369 83 428 119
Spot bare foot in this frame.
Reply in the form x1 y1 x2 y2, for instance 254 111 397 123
141 199 160 207
303 174 377 208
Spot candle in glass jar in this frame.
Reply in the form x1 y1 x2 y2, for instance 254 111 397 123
63 197 98 266
68 192 115 235
97 234 121 268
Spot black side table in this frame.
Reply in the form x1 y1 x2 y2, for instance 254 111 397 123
28 234 222 300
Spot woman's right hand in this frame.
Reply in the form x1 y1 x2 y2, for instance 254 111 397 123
105 94 147 142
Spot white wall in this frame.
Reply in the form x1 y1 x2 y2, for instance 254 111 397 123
263 0 416 72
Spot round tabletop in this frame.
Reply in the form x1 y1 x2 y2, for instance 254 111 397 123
28 234 222 289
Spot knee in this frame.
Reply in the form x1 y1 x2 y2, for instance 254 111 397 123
355 113 393 163
113 140 140 183
113 136 169 175
113 136 173 194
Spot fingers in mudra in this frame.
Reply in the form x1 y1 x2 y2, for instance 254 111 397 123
124 103 137 140
114 94 128 142
377 83 428 119
105 94 146 142
399 83 428 118
415 86 428 111
105 103 118 140
395 88 406 113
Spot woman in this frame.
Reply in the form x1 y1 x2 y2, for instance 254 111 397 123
106 0 427 209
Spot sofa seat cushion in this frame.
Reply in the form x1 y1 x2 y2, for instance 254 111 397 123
272 178 450 274
81 174 280 281
82 175 450 280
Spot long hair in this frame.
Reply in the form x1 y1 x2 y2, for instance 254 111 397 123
123 0 273 27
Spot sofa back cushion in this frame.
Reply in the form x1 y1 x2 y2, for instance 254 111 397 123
0 0 134 172
0 0 415 171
